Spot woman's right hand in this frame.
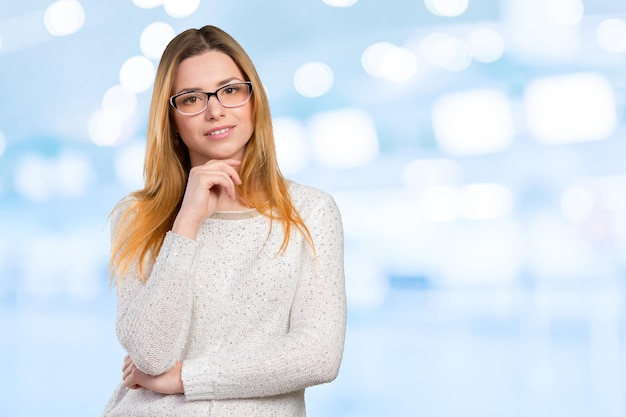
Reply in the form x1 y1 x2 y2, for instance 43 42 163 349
172 159 242 239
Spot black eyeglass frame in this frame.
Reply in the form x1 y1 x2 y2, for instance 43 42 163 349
169 81 253 115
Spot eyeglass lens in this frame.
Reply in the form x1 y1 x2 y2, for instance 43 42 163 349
173 83 252 114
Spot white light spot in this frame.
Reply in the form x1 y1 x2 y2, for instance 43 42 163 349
432 88 514 155
119 55 155 93
418 186 460 222
44 0 85 37
596 19 626 53
524 72 617 145
293 62 334 98
273 117 310 175
115 142 145 189
88 110 123 146
163 0 200 18
54 151 96 198
420 32 471 71
21 233 103 299
309 108 379 169
436 221 522 286
424 0 468 17
362 42 418 82
527 212 592 280
102 85 138 121
362 42 395 77
468 28 505 63
14 155 53 201
322 0 358 7
345 253 388 310
561 185 593 223
140 21 176 60
403 158 464 191
461 183 513 220
504 0 580 61
13 152 94 200
132 0 163 8
549 0 584 26
0 131 6 157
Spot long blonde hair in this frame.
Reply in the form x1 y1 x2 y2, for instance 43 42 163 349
110 25 312 283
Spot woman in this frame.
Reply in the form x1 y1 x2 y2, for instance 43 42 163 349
102 25 346 416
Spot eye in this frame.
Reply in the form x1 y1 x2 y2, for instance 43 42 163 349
181 93 205 105
221 85 241 95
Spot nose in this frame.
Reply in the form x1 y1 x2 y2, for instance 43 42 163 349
204 95 225 120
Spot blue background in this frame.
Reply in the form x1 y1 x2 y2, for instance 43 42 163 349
2 0 626 416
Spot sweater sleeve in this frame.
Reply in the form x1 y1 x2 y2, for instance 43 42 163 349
181 191 347 400
111 200 202 376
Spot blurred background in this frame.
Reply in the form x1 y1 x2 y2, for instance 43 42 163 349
1 0 626 416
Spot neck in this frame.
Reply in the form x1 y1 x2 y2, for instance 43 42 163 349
215 193 249 211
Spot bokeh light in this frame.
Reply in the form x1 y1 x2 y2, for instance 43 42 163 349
273 117 310 175
524 72 617 145
424 0 469 17
362 42 418 82
140 21 176 60
114 141 145 189
132 0 163 8
322 0 358 7
468 28 505 63
403 158 464 191
432 88 515 155
88 110 124 146
419 32 472 71
561 185 594 223
13 152 95 200
548 0 584 26
461 182 513 220
119 55 156 93
0 130 6 157
293 62 334 97
309 108 379 169
102 85 138 121
163 0 201 18
596 18 626 53
44 0 85 36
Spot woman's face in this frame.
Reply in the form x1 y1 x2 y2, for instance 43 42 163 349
171 50 254 167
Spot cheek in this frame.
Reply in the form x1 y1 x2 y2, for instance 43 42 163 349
173 115 194 139
240 107 255 134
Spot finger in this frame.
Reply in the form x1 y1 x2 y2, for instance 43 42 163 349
124 367 146 390
122 364 132 380
199 159 242 185
122 355 131 371
203 170 238 200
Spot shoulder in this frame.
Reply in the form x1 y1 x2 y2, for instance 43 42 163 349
287 180 340 219
109 194 138 229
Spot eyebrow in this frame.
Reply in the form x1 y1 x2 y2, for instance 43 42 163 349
174 77 245 95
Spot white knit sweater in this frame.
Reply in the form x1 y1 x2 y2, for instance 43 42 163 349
102 182 346 417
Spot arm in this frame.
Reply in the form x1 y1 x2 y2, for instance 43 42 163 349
113 160 241 376
181 192 347 400
111 201 201 376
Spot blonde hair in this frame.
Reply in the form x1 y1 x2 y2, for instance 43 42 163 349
110 25 312 283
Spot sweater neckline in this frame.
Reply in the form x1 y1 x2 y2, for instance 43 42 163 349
209 208 260 220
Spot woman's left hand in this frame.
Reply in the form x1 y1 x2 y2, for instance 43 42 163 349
122 355 184 395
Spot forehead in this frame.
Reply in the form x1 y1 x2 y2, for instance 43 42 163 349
173 50 244 90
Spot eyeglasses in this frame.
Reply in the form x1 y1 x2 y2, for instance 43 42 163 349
169 82 253 115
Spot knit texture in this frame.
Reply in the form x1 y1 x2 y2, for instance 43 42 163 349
102 182 346 417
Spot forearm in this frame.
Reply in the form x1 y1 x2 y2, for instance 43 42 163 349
117 232 201 375
181 320 345 400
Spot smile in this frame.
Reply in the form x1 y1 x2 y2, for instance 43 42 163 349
209 127 231 136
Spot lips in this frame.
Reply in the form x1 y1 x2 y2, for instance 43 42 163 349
209 127 231 136
204 126 234 140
